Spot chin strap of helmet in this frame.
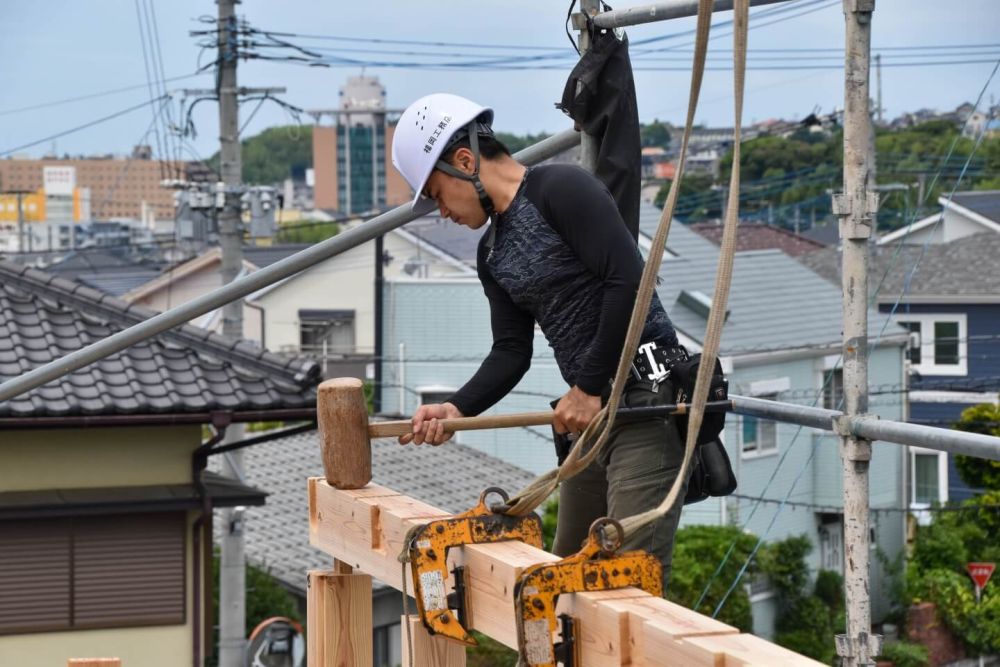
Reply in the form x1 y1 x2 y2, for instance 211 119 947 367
434 122 497 221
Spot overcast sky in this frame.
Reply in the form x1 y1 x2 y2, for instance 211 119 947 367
1 0 998 161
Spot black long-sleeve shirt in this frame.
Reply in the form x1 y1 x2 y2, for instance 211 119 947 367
448 164 677 416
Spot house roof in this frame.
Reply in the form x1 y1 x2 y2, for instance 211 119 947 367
0 260 321 421
219 428 536 594
0 471 266 520
797 231 1000 301
397 215 486 266
638 203 905 354
689 221 826 257
878 192 1000 245
950 190 1000 224
798 219 841 247
243 244 313 269
43 248 166 296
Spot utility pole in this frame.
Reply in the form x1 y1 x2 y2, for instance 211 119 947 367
833 2 882 666
216 2 245 665
189 4 286 661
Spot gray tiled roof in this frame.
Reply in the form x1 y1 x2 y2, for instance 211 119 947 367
951 190 1000 223
400 215 486 265
225 429 536 593
0 261 320 419
797 231 1000 299
638 203 904 353
73 267 163 296
243 244 313 269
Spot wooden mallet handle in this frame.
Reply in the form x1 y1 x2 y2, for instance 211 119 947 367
368 401 733 439
369 411 554 438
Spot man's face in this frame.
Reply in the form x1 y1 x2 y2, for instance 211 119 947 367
422 149 489 230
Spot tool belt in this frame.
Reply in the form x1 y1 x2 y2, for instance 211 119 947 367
550 340 736 504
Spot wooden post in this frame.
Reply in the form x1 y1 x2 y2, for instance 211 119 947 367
68 660 121 667
401 615 467 667
307 570 373 667
318 377 372 489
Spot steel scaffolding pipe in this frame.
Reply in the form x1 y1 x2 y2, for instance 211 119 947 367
592 0 789 29
0 129 582 404
732 395 1000 463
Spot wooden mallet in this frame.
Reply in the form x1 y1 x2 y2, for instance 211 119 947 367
317 377 732 490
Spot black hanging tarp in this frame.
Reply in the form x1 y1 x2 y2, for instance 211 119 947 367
558 27 642 241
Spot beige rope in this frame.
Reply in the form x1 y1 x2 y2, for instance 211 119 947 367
502 0 717 519
620 0 749 538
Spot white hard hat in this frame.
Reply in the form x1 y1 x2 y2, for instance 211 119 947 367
392 93 494 210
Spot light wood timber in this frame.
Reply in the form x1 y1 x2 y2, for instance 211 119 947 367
306 570 372 667
401 615 468 667
68 661 121 667
317 377 371 489
679 632 829 667
309 477 829 666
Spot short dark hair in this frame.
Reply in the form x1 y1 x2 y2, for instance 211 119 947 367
441 133 511 163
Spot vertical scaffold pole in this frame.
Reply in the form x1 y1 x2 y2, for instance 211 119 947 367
574 0 602 172
834 1 881 666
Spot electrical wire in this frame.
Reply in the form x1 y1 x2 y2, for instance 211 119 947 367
0 97 168 158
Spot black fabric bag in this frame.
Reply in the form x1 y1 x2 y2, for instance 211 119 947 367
666 353 738 505
557 27 643 241
684 438 738 505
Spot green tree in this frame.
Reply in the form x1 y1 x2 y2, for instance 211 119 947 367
274 219 339 244
653 173 716 216
641 119 672 149
953 403 1000 490
209 552 302 666
668 525 759 631
905 492 1000 656
758 536 840 664
210 125 313 185
495 131 552 155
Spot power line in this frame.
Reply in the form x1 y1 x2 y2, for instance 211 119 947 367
0 96 168 158
0 73 205 118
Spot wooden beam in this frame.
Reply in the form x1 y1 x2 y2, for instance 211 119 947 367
309 477 826 667
401 615 468 667
68 661 121 667
306 570 373 667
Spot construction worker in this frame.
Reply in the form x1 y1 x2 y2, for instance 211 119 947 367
391 93 689 587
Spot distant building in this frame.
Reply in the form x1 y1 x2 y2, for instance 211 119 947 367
0 148 187 221
311 76 411 215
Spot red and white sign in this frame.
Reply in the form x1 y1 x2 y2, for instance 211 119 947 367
966 562 995 590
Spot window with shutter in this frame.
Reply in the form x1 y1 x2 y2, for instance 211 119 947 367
0 512 185 635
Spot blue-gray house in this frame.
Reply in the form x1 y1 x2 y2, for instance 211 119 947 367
801 230 1000 506
379 202 910 632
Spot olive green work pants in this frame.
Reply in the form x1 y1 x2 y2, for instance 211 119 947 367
551 380 689 592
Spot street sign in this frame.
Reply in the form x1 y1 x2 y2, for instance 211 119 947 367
966 562 995 591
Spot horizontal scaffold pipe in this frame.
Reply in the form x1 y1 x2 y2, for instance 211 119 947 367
0 129 582 404
732 395 1000 462
593 0 789 29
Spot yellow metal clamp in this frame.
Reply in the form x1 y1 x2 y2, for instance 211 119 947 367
408 487 544 645
514 518 663 667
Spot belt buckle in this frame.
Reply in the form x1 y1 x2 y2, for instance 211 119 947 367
635 341 670 383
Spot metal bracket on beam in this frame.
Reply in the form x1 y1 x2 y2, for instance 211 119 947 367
832 192 879 239
835 631 883 662
834 415 874 461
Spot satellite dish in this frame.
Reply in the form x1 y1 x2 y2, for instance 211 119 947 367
246 616 305 667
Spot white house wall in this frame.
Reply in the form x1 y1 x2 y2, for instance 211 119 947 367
130 264 262 343
252 233 472 355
